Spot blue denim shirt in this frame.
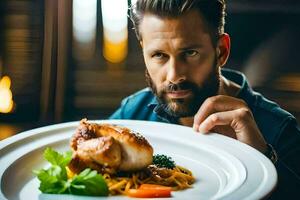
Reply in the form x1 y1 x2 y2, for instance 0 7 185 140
110 68 300 198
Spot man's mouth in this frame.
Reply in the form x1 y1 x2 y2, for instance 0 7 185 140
166 90 192 99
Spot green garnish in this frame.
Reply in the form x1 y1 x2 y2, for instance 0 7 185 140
69 168 108 196
153 154 176 169
33 147 108 196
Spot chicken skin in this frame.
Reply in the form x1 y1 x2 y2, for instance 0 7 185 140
69 119 153 174
76 136 122 168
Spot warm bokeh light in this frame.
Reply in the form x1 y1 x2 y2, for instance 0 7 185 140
73 0 97 44
72 0 97 60
0 76 14 113
103 28 128 63
274 74 300 92
0 76 11 89
101 0 128 63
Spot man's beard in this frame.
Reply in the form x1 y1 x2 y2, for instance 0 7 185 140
145 62 220 118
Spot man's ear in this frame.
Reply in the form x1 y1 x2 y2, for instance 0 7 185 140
139 40 143 48
216 33 230 67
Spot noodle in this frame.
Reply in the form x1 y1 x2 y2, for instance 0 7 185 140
103 165 195 195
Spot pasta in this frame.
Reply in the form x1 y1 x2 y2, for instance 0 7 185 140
103 165 195 195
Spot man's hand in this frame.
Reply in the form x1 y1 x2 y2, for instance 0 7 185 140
193 95 267 153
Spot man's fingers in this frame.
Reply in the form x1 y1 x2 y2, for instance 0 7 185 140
193 95 247 130
195 106 267 154
197 110 236 134
197 108 252 133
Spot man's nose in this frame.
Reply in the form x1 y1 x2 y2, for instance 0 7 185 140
166 57 186 84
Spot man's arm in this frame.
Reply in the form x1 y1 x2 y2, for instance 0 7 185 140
276 118 300 176
270 120 300 198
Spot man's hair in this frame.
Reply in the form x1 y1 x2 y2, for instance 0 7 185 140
129 0 226 46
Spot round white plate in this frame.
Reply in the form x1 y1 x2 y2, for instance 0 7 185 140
0 120 277 200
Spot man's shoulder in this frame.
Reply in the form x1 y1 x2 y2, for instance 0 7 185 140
122 88 155 104
251 92 296 143
115 87 157 119
222 68 294 124
254 93 293 121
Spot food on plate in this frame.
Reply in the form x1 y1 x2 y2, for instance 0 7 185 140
126 184 172 198
152 154 176 169
69 119 153 174
33 147 109 196
34 119 195 197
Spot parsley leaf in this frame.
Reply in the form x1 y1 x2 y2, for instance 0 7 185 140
33 165 69 194
33 148 108 196
69 168 109 196
42 147 71 181
44 147 72 167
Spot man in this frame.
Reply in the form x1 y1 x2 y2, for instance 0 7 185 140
110 0 300 198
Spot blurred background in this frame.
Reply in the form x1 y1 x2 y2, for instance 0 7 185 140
0 0 299 140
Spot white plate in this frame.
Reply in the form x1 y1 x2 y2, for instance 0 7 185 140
0 120 277 200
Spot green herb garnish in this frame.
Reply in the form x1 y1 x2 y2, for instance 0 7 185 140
69 168 108 196
153 154 176 169
33 147 108 196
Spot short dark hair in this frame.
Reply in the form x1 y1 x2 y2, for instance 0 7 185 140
129 0 226 46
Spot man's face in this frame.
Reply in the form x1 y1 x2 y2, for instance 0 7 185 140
140 10 220 117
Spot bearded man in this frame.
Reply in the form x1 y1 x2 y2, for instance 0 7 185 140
110 0 300 198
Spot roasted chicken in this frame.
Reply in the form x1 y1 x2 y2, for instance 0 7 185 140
68 119 153 174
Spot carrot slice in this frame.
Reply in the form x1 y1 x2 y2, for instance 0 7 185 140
139 184 172 191
127 187 171 198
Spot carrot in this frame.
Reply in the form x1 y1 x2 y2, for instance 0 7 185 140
127 184 172 198
139 184 172 191
127 189 171 198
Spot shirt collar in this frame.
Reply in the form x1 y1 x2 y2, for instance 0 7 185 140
147 96 158 108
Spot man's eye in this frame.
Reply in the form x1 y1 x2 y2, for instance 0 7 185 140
184 50 198 57
152 53 165 59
